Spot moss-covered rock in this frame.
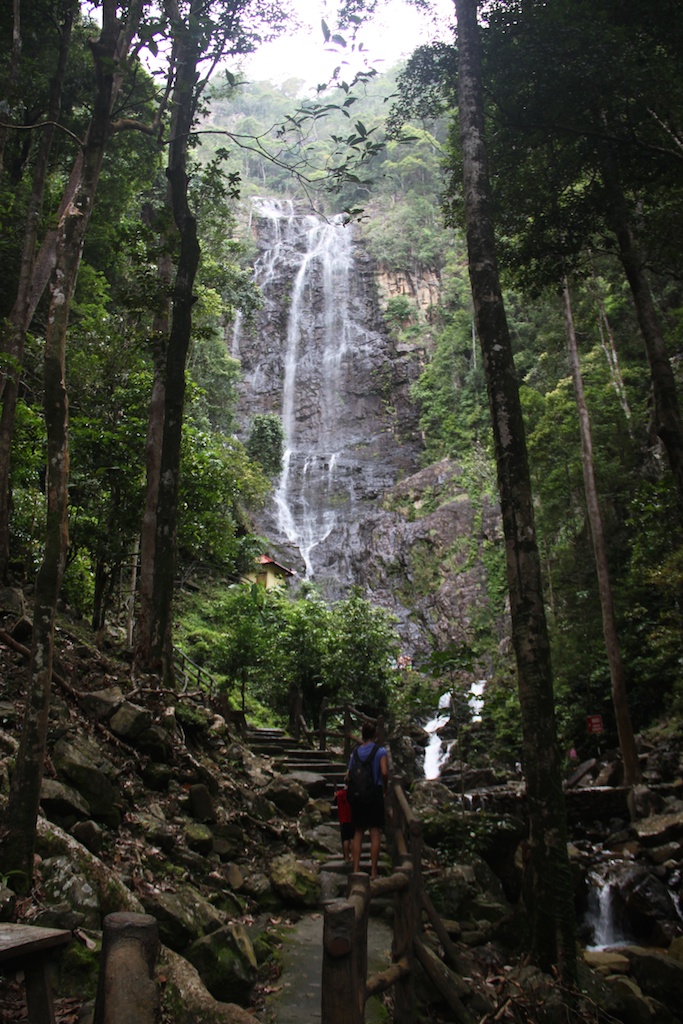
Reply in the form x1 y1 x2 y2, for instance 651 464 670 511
268 853 320 908
186 922 258 1004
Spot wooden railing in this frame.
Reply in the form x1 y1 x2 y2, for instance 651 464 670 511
287 691 385 758
173 648 218 695
322 780 474 1024
172 649 247 731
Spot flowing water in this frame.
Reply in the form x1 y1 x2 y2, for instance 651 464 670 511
583 868 630 949
234 197 419 585
423 693 453 780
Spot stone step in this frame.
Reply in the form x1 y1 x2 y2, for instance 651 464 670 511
320 852 392 875
248 741 308 757
278 760 347 774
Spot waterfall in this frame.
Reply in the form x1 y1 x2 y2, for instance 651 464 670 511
234 196 414 583
423 693 455 779
583 868 629 949
422 680 487 780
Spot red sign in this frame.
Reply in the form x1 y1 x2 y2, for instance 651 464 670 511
586 714 604 735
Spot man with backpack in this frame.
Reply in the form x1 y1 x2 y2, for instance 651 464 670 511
347 722 389 879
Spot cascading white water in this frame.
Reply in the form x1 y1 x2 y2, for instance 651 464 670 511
243 198 363 577
423 692 454 779
584 869 628 949
422 680 487 779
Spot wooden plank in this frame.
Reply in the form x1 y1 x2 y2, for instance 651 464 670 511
0 924 72 962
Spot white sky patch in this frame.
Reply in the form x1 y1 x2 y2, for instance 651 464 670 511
236 0 454 91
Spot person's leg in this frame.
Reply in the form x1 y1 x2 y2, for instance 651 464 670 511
369 827 381 880
352 826 363 872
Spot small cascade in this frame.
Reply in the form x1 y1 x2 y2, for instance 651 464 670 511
423 693 455 780
422 680 489 781
469 679 485 721
583 868 630 949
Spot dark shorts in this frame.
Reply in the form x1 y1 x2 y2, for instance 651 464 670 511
340 822 355 842
350 788 385 830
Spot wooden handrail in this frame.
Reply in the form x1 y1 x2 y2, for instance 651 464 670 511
321 770 472 1023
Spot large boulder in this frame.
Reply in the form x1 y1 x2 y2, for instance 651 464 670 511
632 810 683 848
268 853 321 908
183 821 215 856
140 885 225 951
80 686 124 722
40 778 90 825
52 734 120 826
33 855 101 930
617 867 682 944
622 945 683 1009
186 923 258 1004
262 777 309 816
283 770 328 798
108 701 153 742
158 947 259 1024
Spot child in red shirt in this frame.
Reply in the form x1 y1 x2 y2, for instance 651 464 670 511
332 786 353 863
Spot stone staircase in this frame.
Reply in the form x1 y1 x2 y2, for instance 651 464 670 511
245 726 348 798
245 726 392 884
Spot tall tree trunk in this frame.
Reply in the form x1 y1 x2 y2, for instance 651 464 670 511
144 1 202 684
454 0 575 980
562 278 641 788
133 196 173 673
0 0 23 176
601 144 683 513
0 0 76 581
0 0 143 580
586 265 632 430
0 0 121 889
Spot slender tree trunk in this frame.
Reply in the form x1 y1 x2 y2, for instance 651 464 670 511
562 278 641 788
600 144 683 513
133 351 166 672
0 0 76 581
0 0 143 580
454 0 575 980
22 0 144 330
0 0 23 176
133 193 174 675
145 2 202 684
586 265 632 430
0 0 121 888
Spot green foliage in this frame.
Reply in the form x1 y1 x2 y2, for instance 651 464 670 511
246 413 285 477
176 580 401 724
177 426 268 568
422 808 526 868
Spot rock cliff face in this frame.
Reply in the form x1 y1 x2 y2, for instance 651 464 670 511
233 199 507 659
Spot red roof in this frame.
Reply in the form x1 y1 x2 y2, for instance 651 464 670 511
256 555 295 576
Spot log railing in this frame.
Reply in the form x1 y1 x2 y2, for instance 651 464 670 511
322 780 475 1024
317 698 385 760
173 648 217 695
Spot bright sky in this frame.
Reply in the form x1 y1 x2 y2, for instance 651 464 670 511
238 0 454 91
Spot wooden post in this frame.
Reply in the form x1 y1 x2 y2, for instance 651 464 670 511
344 705 351 762
392 859 416 1023
319 696 328 751
93 913 159 1024
288 684 302 739
322 900 362 1024
346 873 370 1018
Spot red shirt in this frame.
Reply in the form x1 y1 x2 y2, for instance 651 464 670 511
334 788 352 824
